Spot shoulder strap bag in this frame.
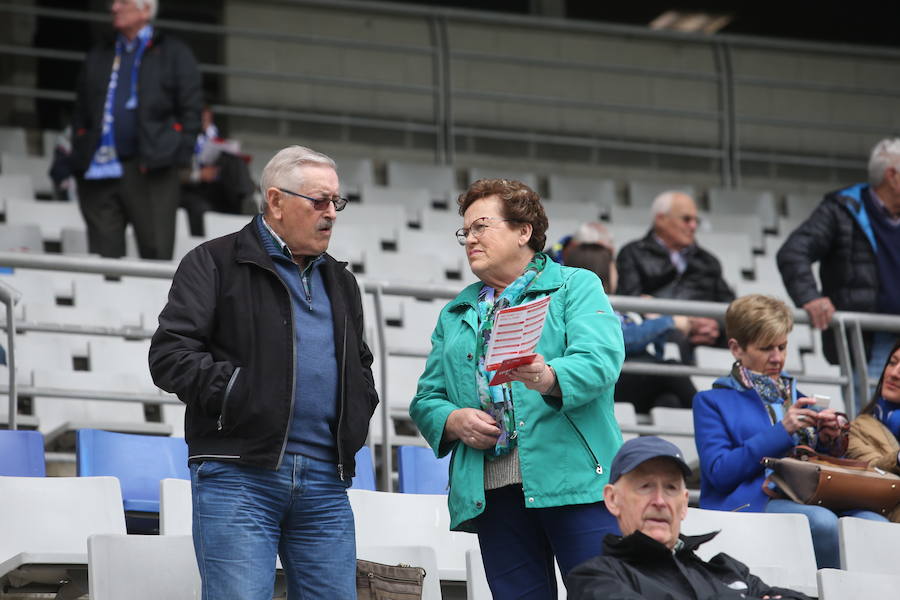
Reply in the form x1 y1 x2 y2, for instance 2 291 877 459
356 559 426 600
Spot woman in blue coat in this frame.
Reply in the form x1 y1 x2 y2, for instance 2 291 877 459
693 294 887 569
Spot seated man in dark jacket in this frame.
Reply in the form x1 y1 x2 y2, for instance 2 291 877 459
567 437 812 600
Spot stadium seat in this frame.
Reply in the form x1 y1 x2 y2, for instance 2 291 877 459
330 155 375 198
838 516 900 573
0 223 43 253
784 192 824 220
159 477 193 536
816 568 900 600
351 445 377 491
467 168 538 191
546 173 617 206
357 545 442 600
360 184 431 227
681 508 817 596
0 127 28 155
397 445 450 494
386 160 457 203
0 429 45 476
542 201 608 223
614 402 639 441
0 475 126 597
1 153 52 196
349 488 478 581
5 197 83 242
76 429 190 533
466 546 567 600
706 187 778 233
203 211 251 239
88 533 201 600
0 174 34 201
648 406 698 469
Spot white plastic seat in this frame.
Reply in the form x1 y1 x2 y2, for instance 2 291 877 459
707 188 778 233
24 302 125 330
0 127 28 155
467 168 537 191
627 181 697 208
396 229 465 273
364 251 448 285
359 184 431 227
357 545 442 600
386 161 457 204
0 174 34 201
0 475 126 596
5 197 83 242
542 201 608 223
838 516 900 573
785 192 824 220
1 153 53 196
0 224 43 253
681 508 817 596
202 212 251 239
546 174 616 207
649 406 698 469
88 533 201 600
816 568 900 600
331 155 375 197
349 489 478 581
159 477 193 535
372 355 428 420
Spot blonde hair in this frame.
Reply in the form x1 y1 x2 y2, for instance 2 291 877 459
725 294 793 348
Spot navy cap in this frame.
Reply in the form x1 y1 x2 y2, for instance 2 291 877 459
609 436 692 484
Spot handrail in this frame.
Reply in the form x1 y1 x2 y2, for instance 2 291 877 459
0 281 20 430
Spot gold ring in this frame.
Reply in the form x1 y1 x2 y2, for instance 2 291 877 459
532 375 540 383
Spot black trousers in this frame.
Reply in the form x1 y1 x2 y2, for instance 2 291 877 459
76 159 180 260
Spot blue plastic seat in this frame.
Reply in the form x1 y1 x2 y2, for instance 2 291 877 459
351 445 376 490
397 445 450 494
0 429 45 476
76 429 189 532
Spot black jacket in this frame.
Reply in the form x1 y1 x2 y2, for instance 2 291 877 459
616 231 735 303
149 219 379 478
566 531 812 600
777 184 879 364
70 29 202 174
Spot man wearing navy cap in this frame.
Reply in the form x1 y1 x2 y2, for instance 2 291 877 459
566 437 812 600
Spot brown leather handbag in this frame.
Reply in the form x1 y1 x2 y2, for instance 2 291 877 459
355 559 426 600
762 446 900 515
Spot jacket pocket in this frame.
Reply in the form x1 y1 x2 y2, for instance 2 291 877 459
217 366 241 433
563 414 604 476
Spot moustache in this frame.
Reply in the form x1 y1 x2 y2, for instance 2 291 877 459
643 512 671 523
317 220 334 231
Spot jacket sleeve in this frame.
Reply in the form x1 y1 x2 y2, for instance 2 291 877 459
693 390 795 494
172 40 203 166
848 416 900 473
546 269 625 412
409 313 459 458
709 553 814 600
776 201 837 308
621 315 674 356
614 242 643 297
565 559 648 600
148 246 234 418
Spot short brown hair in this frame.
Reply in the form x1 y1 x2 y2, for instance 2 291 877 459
725 294 793 348
565 244 614 294
457 179 548 253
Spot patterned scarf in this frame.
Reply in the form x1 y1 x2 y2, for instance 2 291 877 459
875 397 900 440
84 25 153 180
732 362 817 448
475 253 546 456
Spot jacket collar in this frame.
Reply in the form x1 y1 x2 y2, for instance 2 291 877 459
833 183 878 252
234 215 349 273
445 253 564 313
711 370 795 391
603 530 719 561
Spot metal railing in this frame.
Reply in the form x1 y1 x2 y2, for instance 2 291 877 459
1 0 893 182
2 251 899 491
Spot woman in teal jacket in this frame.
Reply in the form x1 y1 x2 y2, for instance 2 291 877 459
409 178 625 599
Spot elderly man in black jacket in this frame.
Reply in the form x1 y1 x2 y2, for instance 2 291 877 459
777 138 900 410
150 145 378 599
567 437 812 600
71 0 202 259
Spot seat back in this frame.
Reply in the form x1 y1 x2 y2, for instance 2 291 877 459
0 429 45 476
159 477 193 535
350 446 377 491
838 516 900 573
88 534 201 600
816 568 900 600
681 507 817 596
76 429 189 514
357 545 442 600
0 476 126 562
397 445 450 494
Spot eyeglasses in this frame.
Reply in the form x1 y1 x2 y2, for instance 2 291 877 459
673 214 701 225
455 217 518 246
277 188 348 212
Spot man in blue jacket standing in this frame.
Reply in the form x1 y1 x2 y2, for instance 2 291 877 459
777 138 900 411
70 0 202 259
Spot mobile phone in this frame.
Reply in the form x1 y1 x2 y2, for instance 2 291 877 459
811 394 831 408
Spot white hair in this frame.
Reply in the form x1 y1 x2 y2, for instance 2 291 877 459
571 222 614 249
867 138 900 187
651 191 678 218
258 145 337 213
133 0 158 20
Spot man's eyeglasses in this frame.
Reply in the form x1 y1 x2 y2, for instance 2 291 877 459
455 217 518 246
673 214 701 225
277 188 348 212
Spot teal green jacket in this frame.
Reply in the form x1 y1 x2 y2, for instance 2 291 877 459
409 259 625 532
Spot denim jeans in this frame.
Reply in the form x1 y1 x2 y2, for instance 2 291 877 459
475 484 620 599
190 454 356 600
765 499 888 569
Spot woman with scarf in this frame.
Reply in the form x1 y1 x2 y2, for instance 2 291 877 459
847 338 900 521
693 294 888 570
409 179 625 598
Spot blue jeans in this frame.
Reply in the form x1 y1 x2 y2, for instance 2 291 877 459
766 499 888 569
190 454 356 600
475 484 620 599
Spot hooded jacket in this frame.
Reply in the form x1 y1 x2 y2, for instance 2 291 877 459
566 530 812 600
777 184 880 364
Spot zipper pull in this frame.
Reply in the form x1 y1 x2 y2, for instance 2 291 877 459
338 463 345 481
216 415 223 431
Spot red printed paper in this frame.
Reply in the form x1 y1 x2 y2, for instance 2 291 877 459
486 295 551 385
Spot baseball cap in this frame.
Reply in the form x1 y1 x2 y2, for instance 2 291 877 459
609 436 692 484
